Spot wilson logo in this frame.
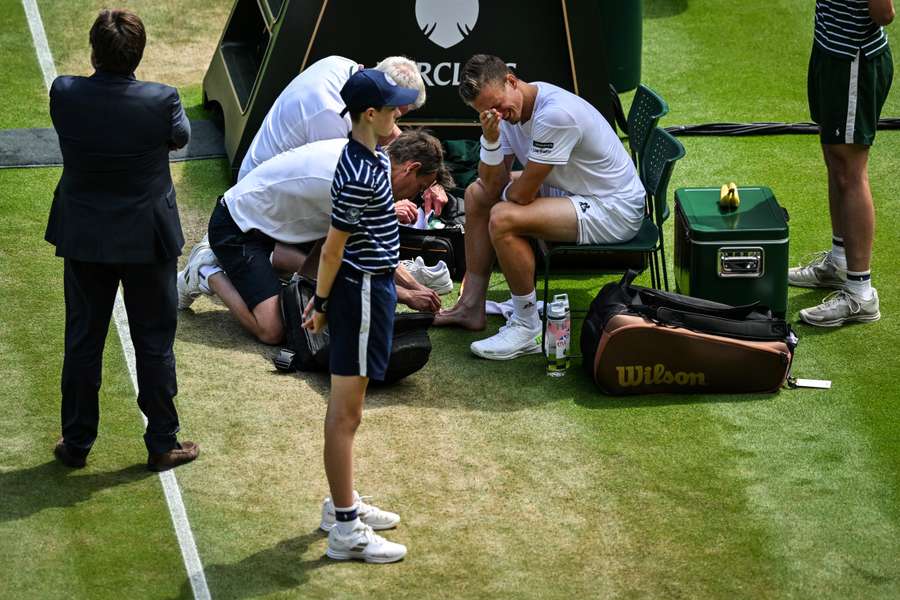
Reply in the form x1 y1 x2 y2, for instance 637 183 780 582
616 364 707 387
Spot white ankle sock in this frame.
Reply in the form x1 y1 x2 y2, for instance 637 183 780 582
198 264 223 294
845 270 874 300
831 237 847 271
334 503 360 536
511 291 539 329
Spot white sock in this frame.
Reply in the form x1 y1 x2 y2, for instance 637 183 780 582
198 264 223 294
334 503 360 536
831 237 847 271
845 270 874 300
511 291 539 329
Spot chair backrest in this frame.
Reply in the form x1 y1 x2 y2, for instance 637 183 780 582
640 127 685 225
627 85 669 164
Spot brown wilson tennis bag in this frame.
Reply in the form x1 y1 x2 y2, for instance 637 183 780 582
580 271 797 395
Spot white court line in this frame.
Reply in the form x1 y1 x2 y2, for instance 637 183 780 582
21 2 211 598
21 0 56 89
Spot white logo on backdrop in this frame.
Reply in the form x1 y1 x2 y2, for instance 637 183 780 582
416 0 479 49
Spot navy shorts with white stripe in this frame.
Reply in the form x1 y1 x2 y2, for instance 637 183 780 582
328 263 396 380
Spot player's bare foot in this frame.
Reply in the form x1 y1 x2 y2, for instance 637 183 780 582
434 302 486 331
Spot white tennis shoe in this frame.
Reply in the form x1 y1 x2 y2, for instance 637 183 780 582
470 317 543 360
788 251 845 289
400 256 454 295
326 521 407 564
177 234 220 309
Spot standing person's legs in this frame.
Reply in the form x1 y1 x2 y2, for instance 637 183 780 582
322 268 405 563
434 179 501 330
797 44 890 325
120 259 182 455
822 144 874 274
59 259 119 458
324 375 368 513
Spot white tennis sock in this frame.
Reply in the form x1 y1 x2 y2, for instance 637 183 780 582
845 270 873 300
198 264 223 294
511 290 540 329
334 504 360 536
831 237 847 271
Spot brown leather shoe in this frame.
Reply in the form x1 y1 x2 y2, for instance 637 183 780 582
147 441 199 472
54 438 87 468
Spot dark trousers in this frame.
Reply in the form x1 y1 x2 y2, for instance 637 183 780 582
61 258 180 456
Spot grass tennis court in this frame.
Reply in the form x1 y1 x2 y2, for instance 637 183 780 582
1 0 899 598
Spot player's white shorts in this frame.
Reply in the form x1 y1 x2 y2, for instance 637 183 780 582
538 184 644 245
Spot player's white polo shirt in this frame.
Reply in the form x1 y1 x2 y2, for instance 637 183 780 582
500 82 646 243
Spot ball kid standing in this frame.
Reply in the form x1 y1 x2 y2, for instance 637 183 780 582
302 69 418 563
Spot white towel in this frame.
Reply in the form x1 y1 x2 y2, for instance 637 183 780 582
485 297 545 320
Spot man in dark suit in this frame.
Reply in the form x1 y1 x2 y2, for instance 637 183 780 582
46 8 199 471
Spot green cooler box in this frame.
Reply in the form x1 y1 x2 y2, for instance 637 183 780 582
674 186 789 317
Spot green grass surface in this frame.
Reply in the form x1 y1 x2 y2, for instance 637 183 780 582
2 0 899 598
0 0 51 128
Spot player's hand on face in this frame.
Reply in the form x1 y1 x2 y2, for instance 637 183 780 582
480 108 501 144
422 184 448 216
394 199 418 224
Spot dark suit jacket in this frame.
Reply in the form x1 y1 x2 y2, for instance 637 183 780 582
46 70 190 263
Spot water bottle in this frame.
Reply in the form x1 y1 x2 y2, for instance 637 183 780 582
545 293 571 377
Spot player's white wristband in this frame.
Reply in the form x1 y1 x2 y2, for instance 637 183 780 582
480 135 504 165
480 146 504 166
500 181 513 202
480 135 501 150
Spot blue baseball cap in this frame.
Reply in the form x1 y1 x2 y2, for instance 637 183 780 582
339 69 419 116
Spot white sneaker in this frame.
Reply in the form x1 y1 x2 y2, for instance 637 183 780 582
400 256 454 295
326 521 407 564
177 234 220 309
788 251 845 289
799 288 880 327
319 492 401 532
470 317 542 360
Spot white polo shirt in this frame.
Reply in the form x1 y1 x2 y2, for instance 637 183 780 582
237 55 359 181
499 82 645 218
224 138 349 244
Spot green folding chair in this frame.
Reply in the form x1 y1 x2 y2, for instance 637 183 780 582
627 84 669 168
639 126 686 291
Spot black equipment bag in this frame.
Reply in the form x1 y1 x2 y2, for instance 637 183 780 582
274 275 433 384
580 271 798 395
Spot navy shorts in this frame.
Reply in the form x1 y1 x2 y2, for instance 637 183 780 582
207 199 281 310
328 263 396 381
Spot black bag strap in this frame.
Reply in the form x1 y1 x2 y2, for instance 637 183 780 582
635 288 764 320
648 306 790 341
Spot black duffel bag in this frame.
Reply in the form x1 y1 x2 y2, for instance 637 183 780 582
274 275 433 384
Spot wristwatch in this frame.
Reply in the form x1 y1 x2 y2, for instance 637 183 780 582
313 294 329 314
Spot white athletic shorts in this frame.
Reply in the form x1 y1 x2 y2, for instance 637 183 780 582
538 184 644 245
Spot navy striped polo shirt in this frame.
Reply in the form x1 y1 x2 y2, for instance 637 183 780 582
814 0 889 59
330 137 399 273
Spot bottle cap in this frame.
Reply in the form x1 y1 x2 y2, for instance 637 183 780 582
548 300 566 319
